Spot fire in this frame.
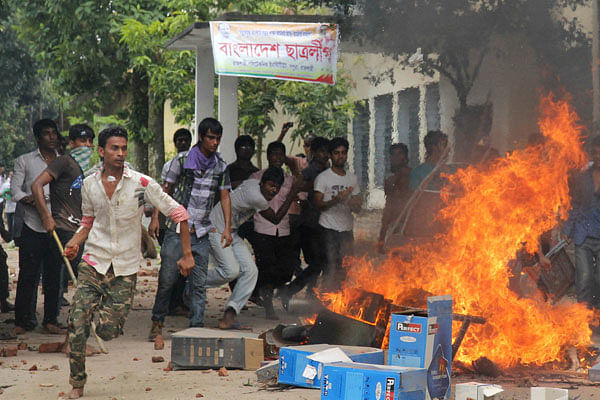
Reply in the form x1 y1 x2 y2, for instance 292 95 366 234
303 314 317 325
322 94 595 368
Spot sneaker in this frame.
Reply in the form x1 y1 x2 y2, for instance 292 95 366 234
148 320 163 341
42 323 67 335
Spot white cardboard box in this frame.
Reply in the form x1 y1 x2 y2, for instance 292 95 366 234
531 387 568 400
455 382 504 400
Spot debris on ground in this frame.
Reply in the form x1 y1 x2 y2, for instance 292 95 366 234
218 367 229 377
152 356 164 363
154 335 164 350
38 342 63 353
0 347 17 357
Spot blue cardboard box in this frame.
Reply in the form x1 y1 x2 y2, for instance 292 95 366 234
279 344 384 389
590 362 600 382
388 295 452 400
321 362 427 400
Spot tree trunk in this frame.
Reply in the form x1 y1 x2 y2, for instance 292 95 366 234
149 96 165 180
256 134 263 169
134 142 149 174
131 68 149 174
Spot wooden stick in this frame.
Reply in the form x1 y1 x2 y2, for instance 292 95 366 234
383 145 452 248
51 230 108 354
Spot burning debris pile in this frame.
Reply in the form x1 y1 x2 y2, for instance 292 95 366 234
320 94 596 368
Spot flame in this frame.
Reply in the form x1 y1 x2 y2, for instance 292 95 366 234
303 314 317 325
323 93 595 368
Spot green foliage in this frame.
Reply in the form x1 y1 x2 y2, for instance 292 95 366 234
7 0 356 166
344 0 588 108
69 114 129 136
0 1 54 167
238 66 355 143
277 70 355 140
238 78 279 139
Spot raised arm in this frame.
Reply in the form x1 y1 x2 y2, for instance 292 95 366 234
276 122 293 142
259 175 301 224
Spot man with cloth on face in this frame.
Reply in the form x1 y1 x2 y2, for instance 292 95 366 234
32 124 95 302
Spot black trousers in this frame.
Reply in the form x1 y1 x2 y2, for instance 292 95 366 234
253 232 300 290
0 245 8 300
14 224 61 329
286 224 325 296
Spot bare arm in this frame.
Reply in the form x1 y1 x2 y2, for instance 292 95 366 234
176 220 195 276
276 122 293 142
348 194 362 214
32 170 55 232
313 187 352 212
64 226 91 260
164 181 175 196
259 175 301 224
219 189 232 248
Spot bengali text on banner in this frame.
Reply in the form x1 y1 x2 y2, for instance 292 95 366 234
209 21 339 85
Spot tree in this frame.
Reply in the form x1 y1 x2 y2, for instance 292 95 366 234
0 1 53 167
120 4 205 177
336 0 589 159
12 0 173 173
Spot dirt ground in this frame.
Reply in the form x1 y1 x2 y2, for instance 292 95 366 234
1 211 599 399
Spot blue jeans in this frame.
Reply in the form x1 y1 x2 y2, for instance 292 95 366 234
207 231 258 314
151 230 209 327
321 227 354 292
575 236 600 308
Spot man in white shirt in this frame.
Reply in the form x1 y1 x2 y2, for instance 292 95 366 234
313 137 362 291
62 127 194 399
208 167 290 329
11 119 61 334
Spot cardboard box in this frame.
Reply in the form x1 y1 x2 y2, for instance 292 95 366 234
388 295 453 400
455 382 504 400
589 362 600 382
321 362 427 400
170 327 263 370
278 344 384 389
530 387 568 400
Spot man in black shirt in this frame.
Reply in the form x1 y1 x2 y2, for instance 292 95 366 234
32 124 95 333
226 135 259 190
280 137 330 306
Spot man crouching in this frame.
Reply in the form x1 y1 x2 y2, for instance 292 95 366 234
62 127 194 398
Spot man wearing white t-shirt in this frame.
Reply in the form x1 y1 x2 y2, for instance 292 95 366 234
208 167 287 329
313 137 362 291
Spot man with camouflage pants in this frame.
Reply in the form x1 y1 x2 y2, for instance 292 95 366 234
63 127 194 399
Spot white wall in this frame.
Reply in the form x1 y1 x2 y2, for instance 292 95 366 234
256 35 544 210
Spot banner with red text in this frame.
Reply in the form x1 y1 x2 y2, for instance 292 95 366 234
209 21 339 85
